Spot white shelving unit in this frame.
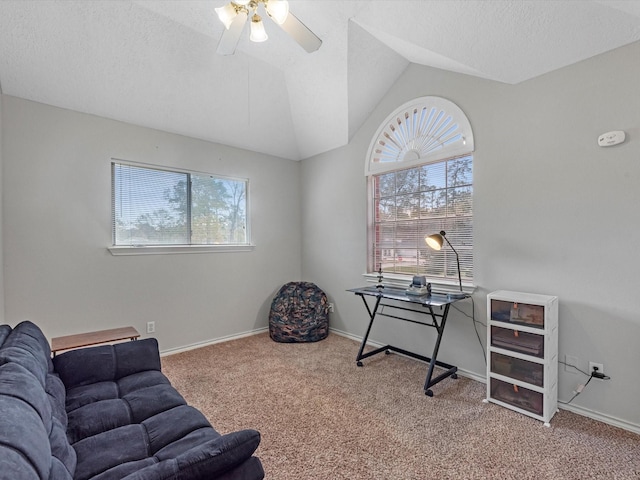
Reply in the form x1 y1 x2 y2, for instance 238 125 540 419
485 290 559 426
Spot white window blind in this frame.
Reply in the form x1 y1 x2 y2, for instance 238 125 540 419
365 96 474 284
369 155 473 282
112 162 248 246
365 96 474 176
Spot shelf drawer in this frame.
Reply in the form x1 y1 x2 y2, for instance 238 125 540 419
490 352 544 387
490 326 544 358
490 299 545 329
490 378 543 416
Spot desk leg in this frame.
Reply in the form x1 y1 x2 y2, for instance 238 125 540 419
423 304 458 397
352 291 460 397
355 294 386 367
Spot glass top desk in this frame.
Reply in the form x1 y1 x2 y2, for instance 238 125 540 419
348 285 468 396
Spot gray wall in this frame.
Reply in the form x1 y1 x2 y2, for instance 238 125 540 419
2 96 302 351
301 41 640 429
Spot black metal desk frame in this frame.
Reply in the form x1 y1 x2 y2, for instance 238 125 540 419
349 286 464 397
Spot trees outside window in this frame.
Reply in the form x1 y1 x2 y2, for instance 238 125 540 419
112 163 248 246
369 155 473 283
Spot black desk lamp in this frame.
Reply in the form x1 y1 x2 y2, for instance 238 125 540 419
425 230 466 298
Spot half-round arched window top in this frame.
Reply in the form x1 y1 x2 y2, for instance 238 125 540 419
365 96 474 176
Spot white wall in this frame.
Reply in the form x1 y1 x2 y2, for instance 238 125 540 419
301 41 640 429
2 96 302 351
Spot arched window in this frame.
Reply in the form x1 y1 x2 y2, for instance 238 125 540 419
366 96 474 287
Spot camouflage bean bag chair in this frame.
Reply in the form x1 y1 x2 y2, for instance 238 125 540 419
269 282 329 343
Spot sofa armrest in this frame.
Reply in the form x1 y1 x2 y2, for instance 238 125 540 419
174 429 262 478
122 429 263 480
53 338 161 389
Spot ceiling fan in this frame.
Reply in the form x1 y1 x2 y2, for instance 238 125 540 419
215 0 322 55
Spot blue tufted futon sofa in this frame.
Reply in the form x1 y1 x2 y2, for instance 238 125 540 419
0 321 264 480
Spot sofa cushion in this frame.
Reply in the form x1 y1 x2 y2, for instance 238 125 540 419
124 383 187 423
0 362 52 432
67 398 133 444
46 373 69 429
45 372 77 476
88 459 157 480
53 339 161 389
65 380 120 412
143 405 212 454
0 321 54 377
70 410 262 480
171 429 262 479
0 324 11 346
0 344 48 385
0 394 52 479
118 370 170 395
49 458 74 480
73 424 150 480
49 416 77 477
113 338 162 378
1 448 41 480
54 344 116 388
120 429 262 480
65 376 184 443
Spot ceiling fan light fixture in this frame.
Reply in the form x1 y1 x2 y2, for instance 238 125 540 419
215 0 321 54
249 14 268 42
265 0 289 25
215 3 239 30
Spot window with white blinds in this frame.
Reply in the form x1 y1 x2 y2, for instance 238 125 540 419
368 155 473 283
112 162 248 246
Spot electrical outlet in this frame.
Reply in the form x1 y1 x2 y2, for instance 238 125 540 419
328 303 335 313
565 355 578 373
146 321 155 334
589 361 604 378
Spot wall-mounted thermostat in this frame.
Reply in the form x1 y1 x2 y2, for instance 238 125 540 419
598 130 625 147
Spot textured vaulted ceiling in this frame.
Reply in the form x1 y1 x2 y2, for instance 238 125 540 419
1 1 639 160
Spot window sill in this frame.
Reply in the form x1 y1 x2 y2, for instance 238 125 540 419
362 272 476 295
108 244 255 256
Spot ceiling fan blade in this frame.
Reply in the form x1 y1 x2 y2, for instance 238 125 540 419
277 11 322 53
216 11 248 56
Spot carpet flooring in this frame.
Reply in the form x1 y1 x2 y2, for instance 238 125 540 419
161 332 640 479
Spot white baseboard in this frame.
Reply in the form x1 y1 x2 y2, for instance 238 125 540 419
558 403 640 435
159 327 268 357
329 328 640 435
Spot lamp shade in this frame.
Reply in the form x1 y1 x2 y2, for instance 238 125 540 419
425 232 445 251
250 14 268 42
266 0 289 24
215 3 238 30
425 230 464 294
